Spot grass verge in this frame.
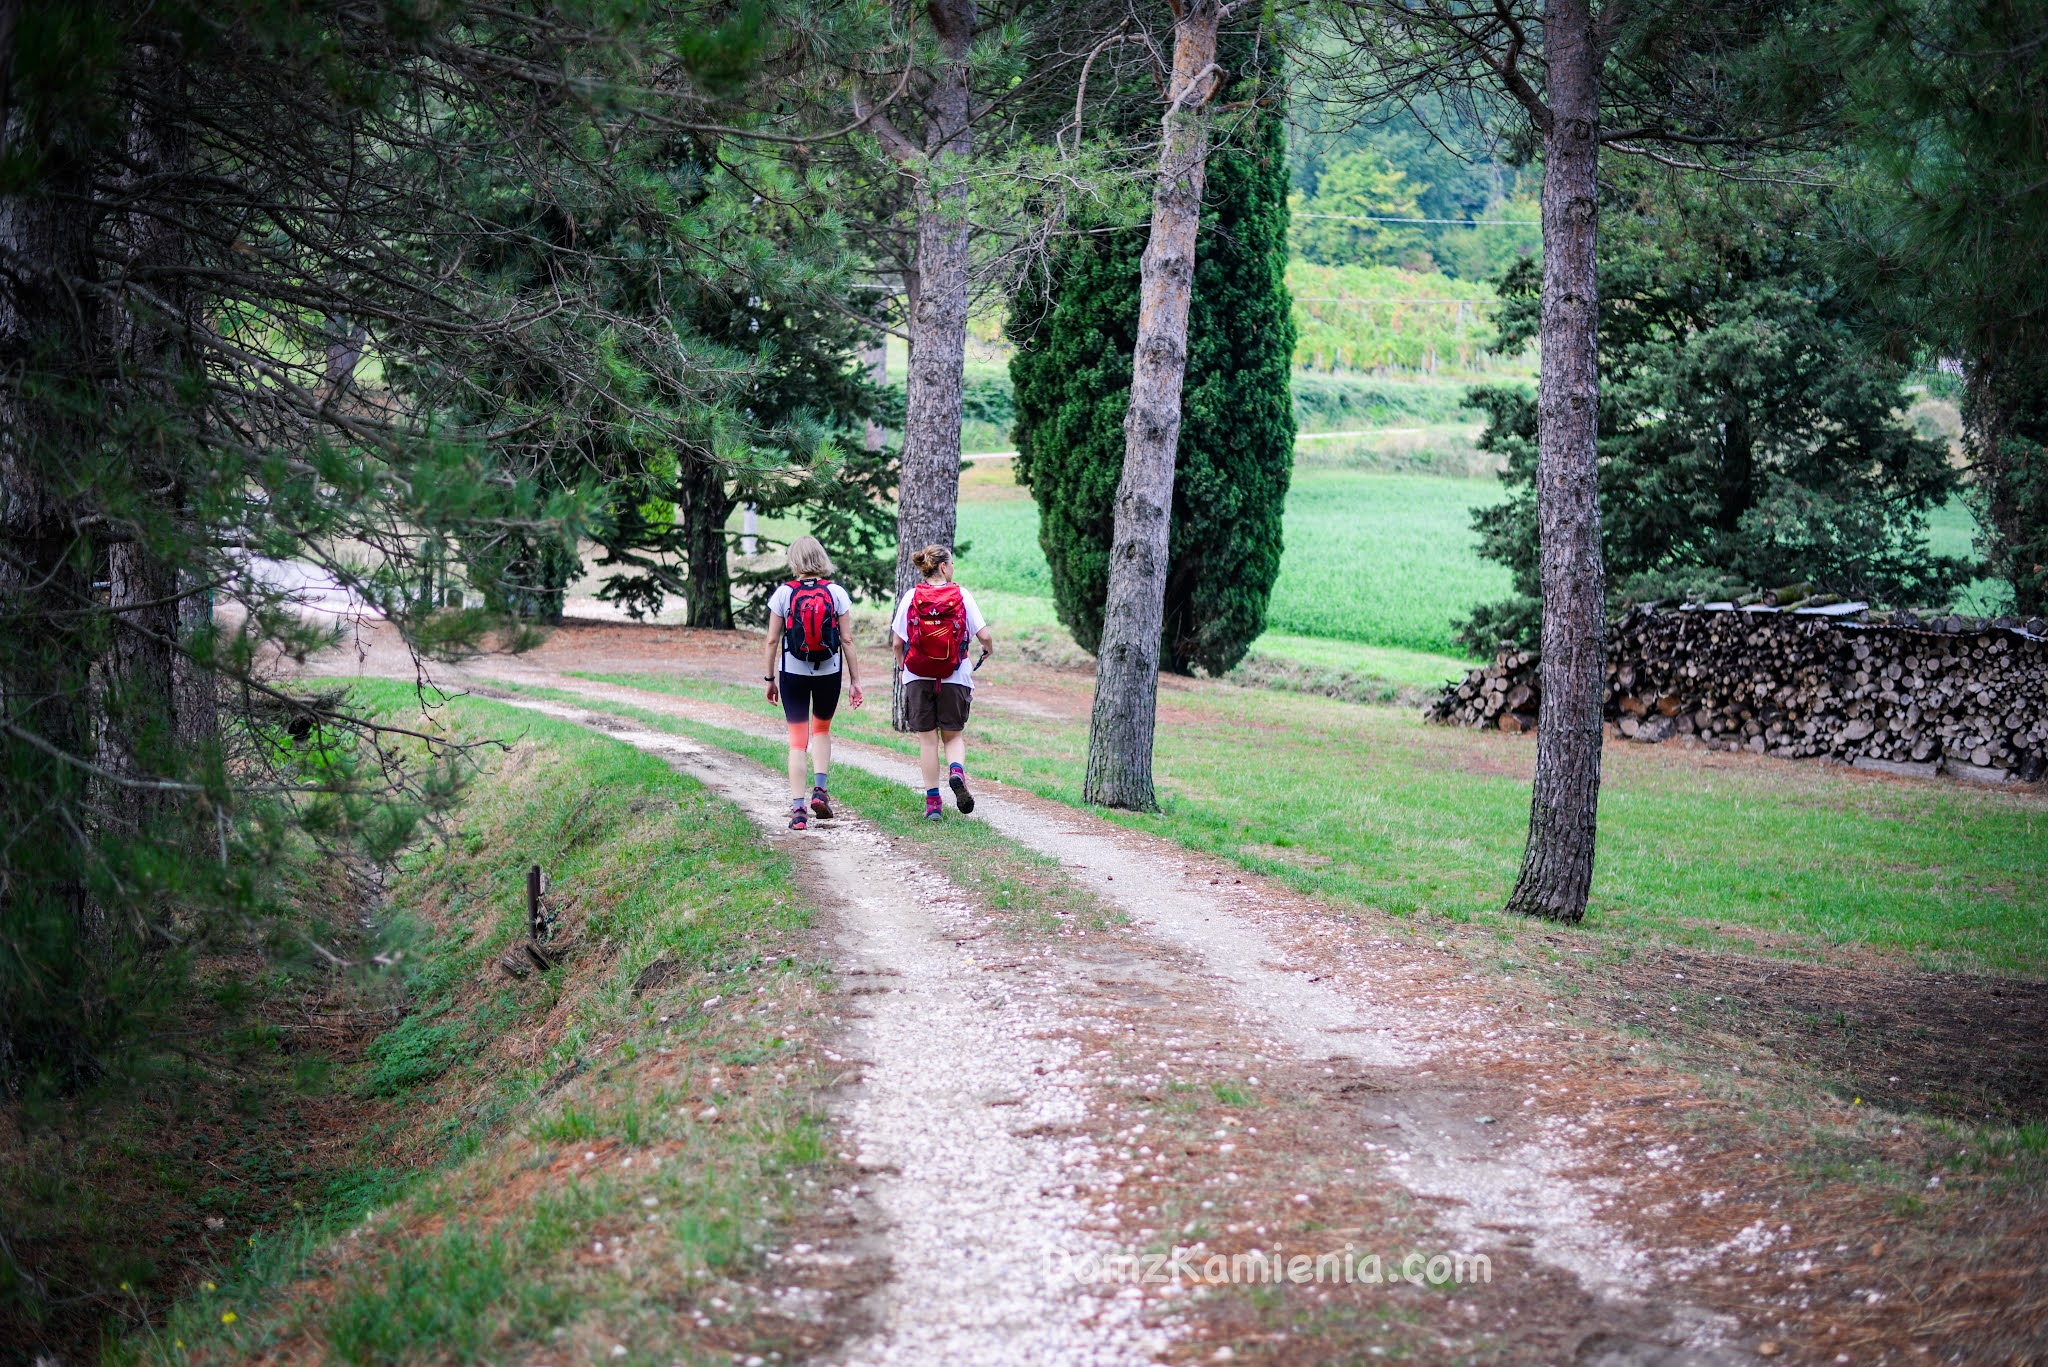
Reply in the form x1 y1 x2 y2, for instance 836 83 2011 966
478 682 1122 941
136 685 863 1365
571 670 2048 981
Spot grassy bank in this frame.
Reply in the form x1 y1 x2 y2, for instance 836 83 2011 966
576 671 2048 981
130 686 853 1365
478 683 1125 942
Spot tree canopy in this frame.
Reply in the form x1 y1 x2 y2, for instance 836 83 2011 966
1822 0 2048 615
1461 178 1967 651
0 0 871 1088
1289 147 1427 267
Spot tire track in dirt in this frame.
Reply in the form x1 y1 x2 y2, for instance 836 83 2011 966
490 696 1169 1367
504 672 1762 1364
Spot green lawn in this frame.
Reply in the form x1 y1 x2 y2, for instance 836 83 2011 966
953 488 1055 599
956 466 1505 665
577 670 2048 981
1259 470 1508 656
1237 632 1479 692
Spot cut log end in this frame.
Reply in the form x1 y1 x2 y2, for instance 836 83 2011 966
1429 606 2046 784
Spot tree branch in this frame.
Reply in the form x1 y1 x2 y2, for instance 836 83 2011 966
853 65 924 165
0 717 207 793
679 58 917 149
1603 142 1835 186
1062 21 1136 157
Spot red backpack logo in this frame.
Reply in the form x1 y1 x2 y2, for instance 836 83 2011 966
902 583 967 679
782 578 841 664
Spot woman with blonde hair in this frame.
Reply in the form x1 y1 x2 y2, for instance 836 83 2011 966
763 535 862 830
893 544 994 819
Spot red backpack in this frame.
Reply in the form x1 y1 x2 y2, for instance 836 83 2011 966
901 582 968 679
781 578 841 664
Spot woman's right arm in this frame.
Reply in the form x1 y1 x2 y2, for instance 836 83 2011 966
763 612 783 701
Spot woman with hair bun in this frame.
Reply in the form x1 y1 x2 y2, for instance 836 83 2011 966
892 544 994 819
763 535 862 830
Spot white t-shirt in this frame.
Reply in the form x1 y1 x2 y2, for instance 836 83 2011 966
768 579 854 676
892 582 988 689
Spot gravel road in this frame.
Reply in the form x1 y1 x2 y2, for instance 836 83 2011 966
493 697 1172 1366
481 676 1756 1366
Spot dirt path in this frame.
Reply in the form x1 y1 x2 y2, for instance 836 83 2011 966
496 696 1171 1365
462 670 1762 1365
293 621 2048 1360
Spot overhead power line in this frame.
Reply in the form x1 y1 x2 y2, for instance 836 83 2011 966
1294 297 1495 305
1295 213 1540 227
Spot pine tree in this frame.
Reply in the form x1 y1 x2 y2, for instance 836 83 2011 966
1009 50 1294 678
0 0 829 1091
1461 178 1968 652
1821 0 2048 616
1323 0 1838 924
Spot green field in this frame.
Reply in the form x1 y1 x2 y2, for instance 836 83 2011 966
956 463 1505 664
1927 495 2016 615
765 365 2004 680
1287 261 1519 375
1259 470 1508 654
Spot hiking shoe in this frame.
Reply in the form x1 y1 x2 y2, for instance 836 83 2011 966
810 788 834 820
788 806 808 831
923 792 944 821
949 773 975 814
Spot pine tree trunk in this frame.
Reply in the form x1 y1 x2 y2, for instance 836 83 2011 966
861 337 887 452
891 0 976 730
1964 365 2047 618
677 451 735 629
103 40 203 815
1 174 108 1067
895 197 969 587
1504 0 1606 924
104 542 180 832
1082 0 1224 810
175 567 215 750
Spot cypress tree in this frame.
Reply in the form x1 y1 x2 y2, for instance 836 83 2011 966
1009 60 1295 677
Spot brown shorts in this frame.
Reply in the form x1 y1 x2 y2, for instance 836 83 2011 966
903 678 972 733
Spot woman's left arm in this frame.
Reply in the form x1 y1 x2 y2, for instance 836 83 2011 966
839 612 864 708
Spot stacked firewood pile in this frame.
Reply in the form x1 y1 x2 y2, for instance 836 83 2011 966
1436 648 1542 733
1430 604 2048 783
